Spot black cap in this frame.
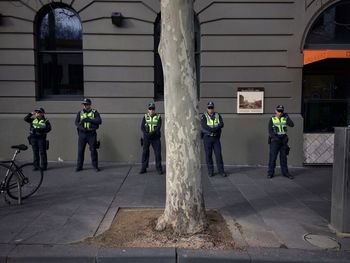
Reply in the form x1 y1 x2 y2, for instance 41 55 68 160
148 102 155 109
276 105 284 112
207 101 215 107
82 98 92 105
35 107 45 114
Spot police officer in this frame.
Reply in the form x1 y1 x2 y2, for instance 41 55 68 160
24 107 51 170
201 101 226 177
140 102 163 174
75 98 102 172
267 105 294 179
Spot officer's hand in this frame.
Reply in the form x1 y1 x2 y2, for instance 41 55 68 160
283 113 289 118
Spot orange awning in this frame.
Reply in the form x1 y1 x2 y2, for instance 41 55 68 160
303 49 350 65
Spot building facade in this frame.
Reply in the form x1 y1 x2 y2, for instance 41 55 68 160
0 0 349 166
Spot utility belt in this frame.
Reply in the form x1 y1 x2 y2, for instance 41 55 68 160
79 128 97 134
204 132 220 138
28 136 49 150
268 134 288 144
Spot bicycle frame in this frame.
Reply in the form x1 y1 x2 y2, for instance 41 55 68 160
3 149 20 176
0 149 22 205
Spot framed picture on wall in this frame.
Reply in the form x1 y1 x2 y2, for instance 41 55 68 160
237 88 264 114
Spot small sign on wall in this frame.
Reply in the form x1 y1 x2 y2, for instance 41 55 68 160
237 88 264 114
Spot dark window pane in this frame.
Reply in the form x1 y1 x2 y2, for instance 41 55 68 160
303 100 347 132
39 8 82 51
303 59 350 132
305 1 350 47
36 5 83 99
39 53 83 97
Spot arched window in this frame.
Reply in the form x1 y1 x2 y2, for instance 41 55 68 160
35 4 83 99
154 13 200 101
305 0 350 48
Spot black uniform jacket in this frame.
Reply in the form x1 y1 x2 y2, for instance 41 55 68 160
268 114 294 140
200 112 224 138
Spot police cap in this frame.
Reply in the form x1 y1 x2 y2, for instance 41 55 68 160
148 102 155 109
82 98 92 105
276 105 284 112
35 107 45 114
207 101 215 108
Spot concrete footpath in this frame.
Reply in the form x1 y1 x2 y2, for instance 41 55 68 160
0 163 349 262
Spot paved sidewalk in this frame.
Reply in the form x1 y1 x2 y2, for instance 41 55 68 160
0 162 349 262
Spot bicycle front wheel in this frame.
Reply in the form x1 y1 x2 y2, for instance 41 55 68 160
0 162 13 189
6 163 44 200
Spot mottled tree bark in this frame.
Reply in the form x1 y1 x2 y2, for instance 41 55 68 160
155 0 207 235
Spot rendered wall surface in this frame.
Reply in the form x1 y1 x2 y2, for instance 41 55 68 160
0 0 340 165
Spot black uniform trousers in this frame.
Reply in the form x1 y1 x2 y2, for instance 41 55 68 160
30 136 47 169
203 135 224 174
77 131 98 169
267 136 289 177
141 137 162 171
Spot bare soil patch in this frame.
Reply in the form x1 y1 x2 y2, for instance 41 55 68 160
84 208 235 250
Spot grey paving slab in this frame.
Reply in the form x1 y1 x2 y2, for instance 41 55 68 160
0 163 131 246
0 244 15 263
7 244 99 263
302 200 331 221
178 249 250 263
228 173 255 185
210 177 282 247
262 218 317 250
0 209 46 243
0 163 346 259
97 247 176 263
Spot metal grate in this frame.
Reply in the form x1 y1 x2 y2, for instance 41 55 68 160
303 133 334 164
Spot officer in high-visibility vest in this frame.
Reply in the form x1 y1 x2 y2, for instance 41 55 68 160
75 98 102 172
200 101 226 177
267 105 294 179
24 107 51 170
140 102 163 174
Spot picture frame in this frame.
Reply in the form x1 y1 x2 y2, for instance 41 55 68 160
237 88 264 114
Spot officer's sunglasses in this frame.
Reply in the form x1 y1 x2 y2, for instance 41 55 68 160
148 107 155 110
207 106 214 109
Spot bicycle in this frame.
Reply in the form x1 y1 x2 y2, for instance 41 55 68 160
0 144 44 203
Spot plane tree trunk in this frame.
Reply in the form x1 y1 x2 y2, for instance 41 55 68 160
155 0 207 235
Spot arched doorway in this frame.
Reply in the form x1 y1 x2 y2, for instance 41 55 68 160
303 0 350 164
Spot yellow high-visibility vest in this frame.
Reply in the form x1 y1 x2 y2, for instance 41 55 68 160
145 113 160 132
272 116 287 135
32 118 46 129
204 112 220 128
80 110 95 129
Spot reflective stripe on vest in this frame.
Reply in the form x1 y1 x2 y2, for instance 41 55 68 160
145 113 160 132
80 110 95 129
205 112 220 128
32 119 46 129
272 116 287 135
